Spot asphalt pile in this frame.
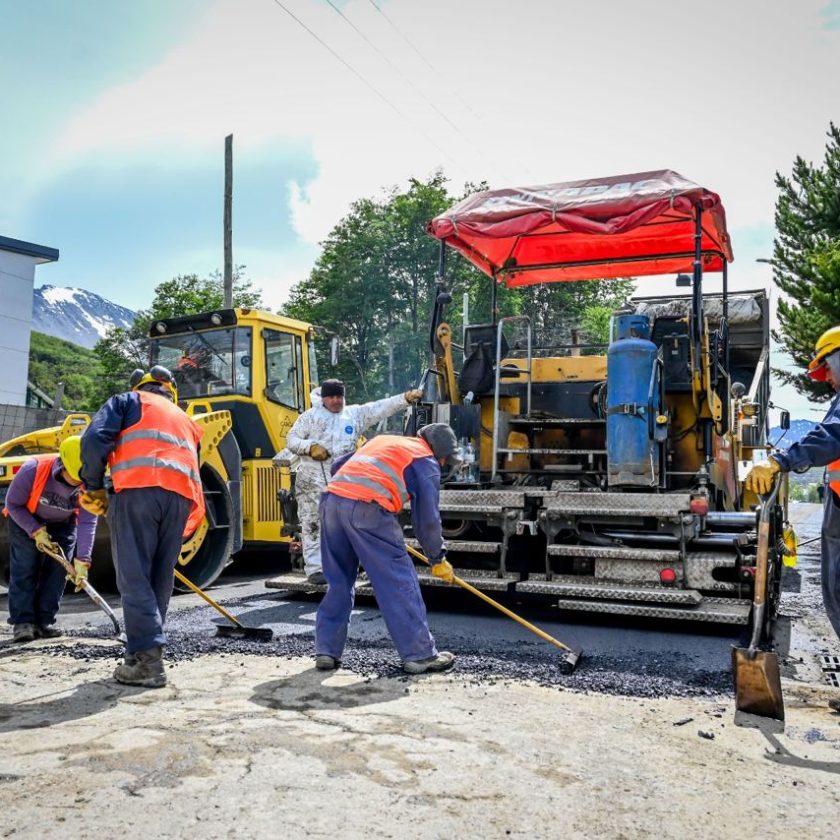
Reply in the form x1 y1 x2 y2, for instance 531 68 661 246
42 592 733 699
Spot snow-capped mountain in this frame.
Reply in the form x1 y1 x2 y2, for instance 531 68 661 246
769 418 819 445
32 285 136 348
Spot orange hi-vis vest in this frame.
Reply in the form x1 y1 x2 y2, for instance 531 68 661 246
327 435 435 513
2 454 79 518
108 391 205 536
827 457 840 500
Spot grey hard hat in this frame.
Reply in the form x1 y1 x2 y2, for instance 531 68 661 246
417 423 462 466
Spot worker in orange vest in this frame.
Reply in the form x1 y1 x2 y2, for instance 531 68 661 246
4 436 97 642
315 424 460 674
746 326 840 641
80 366 204 688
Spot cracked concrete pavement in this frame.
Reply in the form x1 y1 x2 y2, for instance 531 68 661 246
1 503 840 838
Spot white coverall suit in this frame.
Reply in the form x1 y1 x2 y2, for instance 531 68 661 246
284 390 410 577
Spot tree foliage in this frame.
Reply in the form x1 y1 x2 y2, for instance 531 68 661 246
283 173 633 399
27 331 103 411
773 122 840 401
91 267 263 405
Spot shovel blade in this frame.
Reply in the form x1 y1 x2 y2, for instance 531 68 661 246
214 623 274 642
731 645 785 727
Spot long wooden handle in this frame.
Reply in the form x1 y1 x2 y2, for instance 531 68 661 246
173 568 242 627
405 544 575 654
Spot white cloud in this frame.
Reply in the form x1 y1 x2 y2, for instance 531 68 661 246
41 0 840 246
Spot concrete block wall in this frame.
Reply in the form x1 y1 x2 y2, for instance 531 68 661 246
0 403 77 448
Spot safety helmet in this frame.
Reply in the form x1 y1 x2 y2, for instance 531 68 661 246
808 326 840 381
418 423 463 467
129 365 178 402
58 435 83 482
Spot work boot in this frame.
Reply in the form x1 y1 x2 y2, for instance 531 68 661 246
12 623 36 643
36 625 63 639
114 647 166 688
315 654 340 671
402 651 456 674
307 572 327 585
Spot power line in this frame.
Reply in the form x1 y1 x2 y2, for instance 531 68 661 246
325 0 461 135
366 0 485 126
365 0 536 182
269 0 466 171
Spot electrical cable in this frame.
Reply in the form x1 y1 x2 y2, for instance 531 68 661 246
363 0 530 182
326 0 511 180
269 0 466 170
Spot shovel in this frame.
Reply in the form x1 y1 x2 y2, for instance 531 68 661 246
731 480 785 730
406 544 582 673
173 569 274 641
43 545 122 637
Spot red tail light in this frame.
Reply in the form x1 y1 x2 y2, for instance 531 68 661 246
659 568 677 585
689 498 709 515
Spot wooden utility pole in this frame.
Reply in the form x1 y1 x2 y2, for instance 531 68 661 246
223 134 233 308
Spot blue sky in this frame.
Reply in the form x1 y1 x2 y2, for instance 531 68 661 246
2 0 839 418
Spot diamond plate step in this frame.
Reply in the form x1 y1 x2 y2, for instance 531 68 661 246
415 570 518 591
407 538 501 554
544 492 691 518
265 574 373 596
515 576 702 604
265 569 517 594
554 597 752 624
547 544 682 562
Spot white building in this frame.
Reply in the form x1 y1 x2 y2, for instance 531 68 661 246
0 235 59 405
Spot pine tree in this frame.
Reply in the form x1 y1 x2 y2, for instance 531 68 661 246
773 122 840 400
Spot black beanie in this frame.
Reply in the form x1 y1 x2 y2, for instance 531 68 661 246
320 379 345 398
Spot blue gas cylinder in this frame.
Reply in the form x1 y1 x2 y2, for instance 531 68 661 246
606 314 659 487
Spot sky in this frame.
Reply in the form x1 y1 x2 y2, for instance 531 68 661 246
1 0 839 419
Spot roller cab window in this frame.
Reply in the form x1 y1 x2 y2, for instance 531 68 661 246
151 327 253 398
264 329 305 410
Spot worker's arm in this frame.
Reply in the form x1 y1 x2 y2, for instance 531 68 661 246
74 506 98 561
404 457 444 561
285 410 321 456
773 400 840 472
350 394 409 431
80 393 141 490
4 460 44 537
330 451 355 476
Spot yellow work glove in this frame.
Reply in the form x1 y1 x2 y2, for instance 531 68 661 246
80 488 108 516
744 458 781 496
309 443 330 462
404 388 424 404
430 558 455 583
32 527 60 556
67 559 90 593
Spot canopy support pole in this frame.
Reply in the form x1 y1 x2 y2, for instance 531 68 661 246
491 270 498 325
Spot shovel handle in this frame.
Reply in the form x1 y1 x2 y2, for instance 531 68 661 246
173 568 243 628
42 546 122 636
749 479 781 648
406 544 576 655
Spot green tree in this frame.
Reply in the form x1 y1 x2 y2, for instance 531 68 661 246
27 331 103 411
91 266 263 405
283 173 635 398
773 123 840 400
284 174 488 398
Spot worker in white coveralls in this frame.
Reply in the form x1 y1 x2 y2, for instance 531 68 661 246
279 379 423 583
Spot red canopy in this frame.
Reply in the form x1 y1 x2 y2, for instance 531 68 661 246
427 170 733 286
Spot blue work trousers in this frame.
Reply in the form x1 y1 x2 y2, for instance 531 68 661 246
822 491 840 641
315 493 437 663
7 519 77 627
110 487 189 654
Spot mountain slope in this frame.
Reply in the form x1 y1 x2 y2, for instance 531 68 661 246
32 285 135 349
